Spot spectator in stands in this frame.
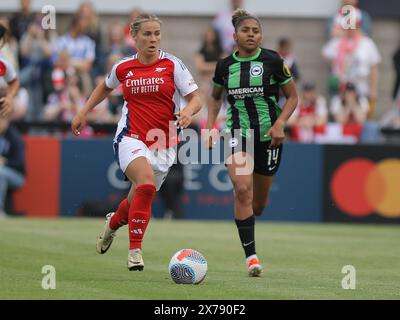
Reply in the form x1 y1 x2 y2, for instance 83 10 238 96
43 67 86 124
194 26 224 129
196 27 224 74
77 1 105 78
78 2 102 49
53 14 96 97
9 0 34 43
49 49 74 94
322 15 380 118
277 38 301 108
326 0 372 38
19 15 55 120
288 82 328 143
107 21 133 57
0 115 25 218
196 27 223 84
330 82 368 140
277 38 300 82
123 8 142 54
213 0 244 55
20 16 54 68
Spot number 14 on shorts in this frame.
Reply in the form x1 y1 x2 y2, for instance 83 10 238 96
267 148 279 170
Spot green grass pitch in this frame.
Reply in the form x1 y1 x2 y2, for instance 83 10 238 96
0 218 399 299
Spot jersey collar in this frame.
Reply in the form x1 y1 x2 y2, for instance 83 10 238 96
232 48 262 62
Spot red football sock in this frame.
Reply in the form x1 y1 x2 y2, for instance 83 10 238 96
128 184 156 250
109 198 130 230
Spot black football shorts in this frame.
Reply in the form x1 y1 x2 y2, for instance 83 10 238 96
222 131 283 176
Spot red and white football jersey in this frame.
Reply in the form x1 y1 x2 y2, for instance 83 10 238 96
105 50 198 149
0 58 17 83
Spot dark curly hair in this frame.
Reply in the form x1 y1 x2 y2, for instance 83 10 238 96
231 8 261 31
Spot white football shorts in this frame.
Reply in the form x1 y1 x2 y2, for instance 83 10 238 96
113 136 177 191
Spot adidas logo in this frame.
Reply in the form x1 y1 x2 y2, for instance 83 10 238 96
125 71 134 78
132 229 143 234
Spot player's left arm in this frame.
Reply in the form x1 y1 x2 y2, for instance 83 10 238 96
265 80 298 148
265 58 299 148
175 90 202 129
276 80 299 126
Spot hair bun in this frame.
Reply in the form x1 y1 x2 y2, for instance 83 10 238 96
232 8 251 28
232 8 261 31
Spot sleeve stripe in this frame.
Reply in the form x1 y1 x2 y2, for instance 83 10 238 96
278 77 292 86
213 81 223 88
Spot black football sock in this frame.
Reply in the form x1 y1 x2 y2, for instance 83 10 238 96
235 214 256 258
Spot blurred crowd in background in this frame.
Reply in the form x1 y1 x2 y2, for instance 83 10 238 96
1 0 400 219
0 0 399 144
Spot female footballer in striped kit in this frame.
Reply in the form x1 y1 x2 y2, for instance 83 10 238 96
207 9 298 276
72 14 201 271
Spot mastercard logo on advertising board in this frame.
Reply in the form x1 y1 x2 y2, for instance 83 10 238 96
330 158 400 218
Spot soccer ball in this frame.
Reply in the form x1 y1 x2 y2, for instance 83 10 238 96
168 249 207 284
